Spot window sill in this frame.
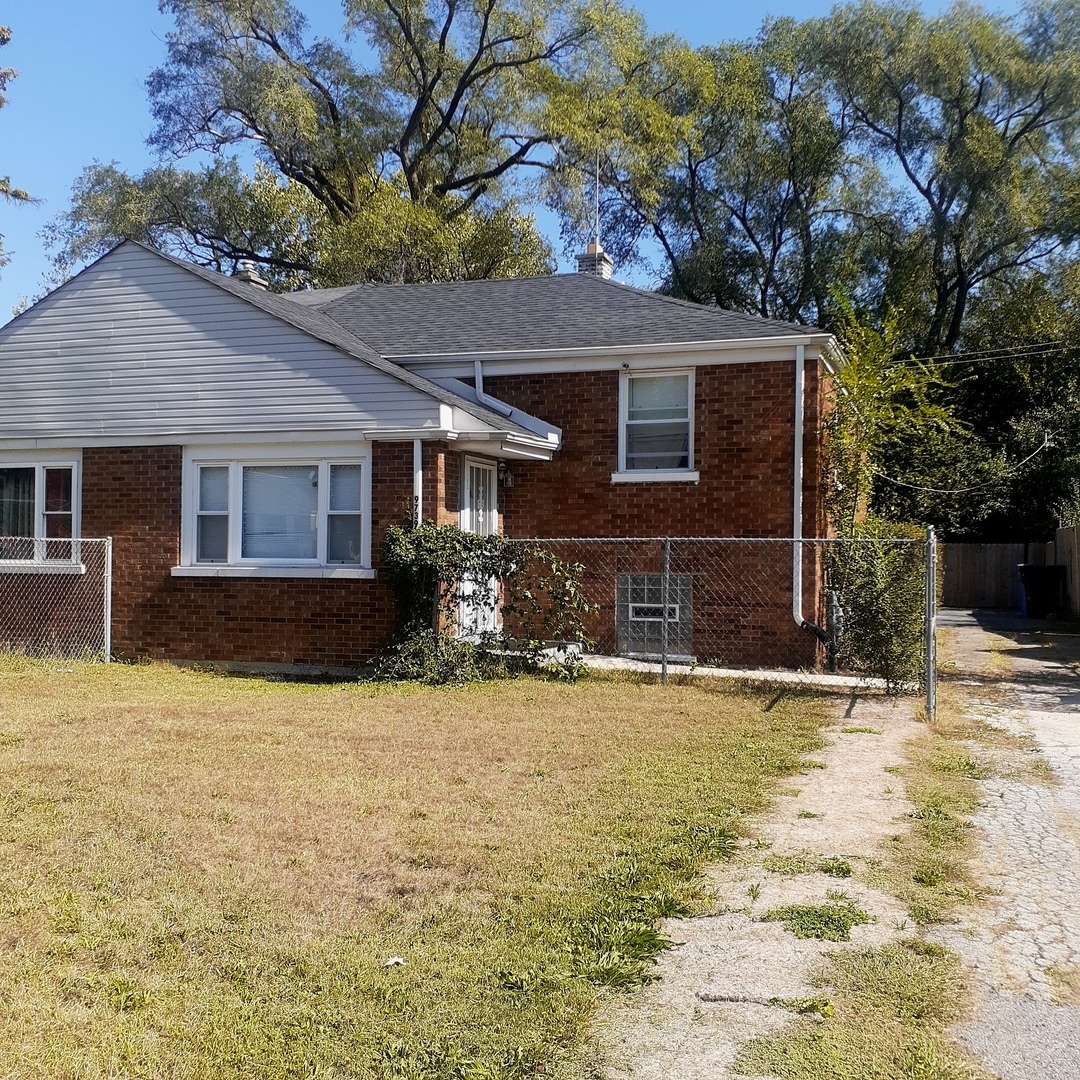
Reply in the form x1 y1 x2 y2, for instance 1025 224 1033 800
171 566 376 580
610 470 700 484
0 561 86 575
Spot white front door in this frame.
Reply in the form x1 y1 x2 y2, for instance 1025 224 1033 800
459 459 498 636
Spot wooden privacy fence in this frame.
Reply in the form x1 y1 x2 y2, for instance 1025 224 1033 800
942 527 1080 611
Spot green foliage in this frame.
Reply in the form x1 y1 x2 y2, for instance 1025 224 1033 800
736 940 975 1078
820 301 957 686
824 295 995 534
812 0 1080 354
768 996 836 1018
551 1 1080 352
378 522 596 684
49 0 583 283
904 263 1080 540
0 26 35 276
566 820 738 989
828 522 928 693
761 892 874 941
48 161 553 290
764 852 854 878
374 629 520 686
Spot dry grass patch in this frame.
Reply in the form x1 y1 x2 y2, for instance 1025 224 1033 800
1047 962 1080 1005
735 939 988 1079
0 657 829 1079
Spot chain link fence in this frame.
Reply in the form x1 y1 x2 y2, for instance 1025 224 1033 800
511 535 938 710
0 532 939 711
0 537 112 660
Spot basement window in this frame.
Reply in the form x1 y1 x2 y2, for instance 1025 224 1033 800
616 573 694 660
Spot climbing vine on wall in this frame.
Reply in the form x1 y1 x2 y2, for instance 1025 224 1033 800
379 521 596 683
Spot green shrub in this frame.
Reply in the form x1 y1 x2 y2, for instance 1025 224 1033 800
378 523 596 684
828 518 927 692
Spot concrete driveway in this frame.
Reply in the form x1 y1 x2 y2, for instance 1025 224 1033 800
936 609 1080 1078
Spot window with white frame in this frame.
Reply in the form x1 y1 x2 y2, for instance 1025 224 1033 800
619 370 694 473
0 462 78 560
186 454 369 570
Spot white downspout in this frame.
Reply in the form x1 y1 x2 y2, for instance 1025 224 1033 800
474 359 513 418
792 344 828 641
413 439 423 525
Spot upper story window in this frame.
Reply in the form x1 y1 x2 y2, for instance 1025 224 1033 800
178 447 372 577
613 370 699 483
0 462 79 561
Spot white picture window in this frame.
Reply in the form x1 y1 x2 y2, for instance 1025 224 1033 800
184 451 370 571
0 461 79 561
619 371 694 474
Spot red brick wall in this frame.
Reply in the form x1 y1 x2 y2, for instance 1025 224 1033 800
484 361 827 667
80 443 412 668
486 361 824 539
422 443 459 527
71 359 829 669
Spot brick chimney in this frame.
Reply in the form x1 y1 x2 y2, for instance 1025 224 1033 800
235 259 269 289
576 242 614 279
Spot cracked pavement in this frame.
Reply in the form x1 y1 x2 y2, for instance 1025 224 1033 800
935 609 1080 1079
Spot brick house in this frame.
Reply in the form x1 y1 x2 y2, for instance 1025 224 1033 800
0 241 838 670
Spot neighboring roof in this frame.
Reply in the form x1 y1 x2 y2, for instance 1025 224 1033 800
123 243 549 442
279 273 825 357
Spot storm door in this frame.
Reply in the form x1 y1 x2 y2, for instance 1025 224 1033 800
458 459 499 636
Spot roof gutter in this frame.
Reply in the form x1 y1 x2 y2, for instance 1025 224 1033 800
387 333 836 364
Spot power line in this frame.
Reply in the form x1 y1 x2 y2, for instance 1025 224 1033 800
872 434 1051 495
891 340 1069 367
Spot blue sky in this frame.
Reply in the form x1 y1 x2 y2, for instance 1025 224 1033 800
0 0 1019 321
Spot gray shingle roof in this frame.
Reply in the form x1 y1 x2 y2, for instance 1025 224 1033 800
279 273 823 356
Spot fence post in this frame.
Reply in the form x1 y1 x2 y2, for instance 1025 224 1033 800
661 537 671 686
104 537 114 663
925 525 937 721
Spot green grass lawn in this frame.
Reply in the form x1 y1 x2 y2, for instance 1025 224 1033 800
0 657 829 1079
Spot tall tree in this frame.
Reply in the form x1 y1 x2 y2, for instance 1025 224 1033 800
51 0 593 285
0 26 35 277
545 15 893 325
810 0 1080 352
549 1 1080 353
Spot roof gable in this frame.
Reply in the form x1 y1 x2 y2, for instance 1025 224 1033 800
0 243 552 446
0 245 466 440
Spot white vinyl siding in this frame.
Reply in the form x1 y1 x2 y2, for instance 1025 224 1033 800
0 246 445 440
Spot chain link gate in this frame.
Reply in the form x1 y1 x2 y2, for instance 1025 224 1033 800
516 535 937 706
0 537 113 660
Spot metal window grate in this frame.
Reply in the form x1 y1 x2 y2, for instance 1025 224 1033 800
616 572 693 660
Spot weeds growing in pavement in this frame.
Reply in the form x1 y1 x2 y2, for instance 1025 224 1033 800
761 892 874 941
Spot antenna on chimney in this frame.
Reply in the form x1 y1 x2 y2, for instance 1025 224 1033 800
594 146 601 250
575 146 614 279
